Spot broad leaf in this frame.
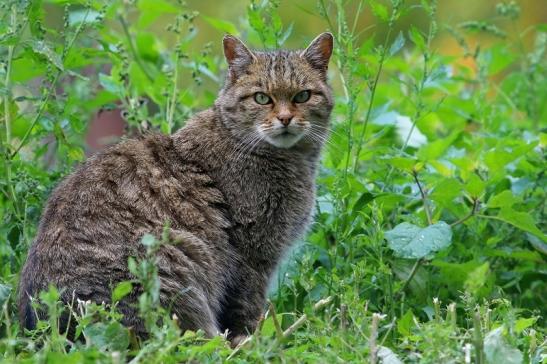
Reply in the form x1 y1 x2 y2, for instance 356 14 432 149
484 327 523 364
84 322 130 352
378 346 403 364
497 208 546 241
385 222 453 259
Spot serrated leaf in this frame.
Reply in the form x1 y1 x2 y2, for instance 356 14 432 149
389 31 405 56
487 190 520 208
514 317 537 334
28 40 64 71
484 327 523 364
84 322 129 352
385 221 453 259
497 208 546 241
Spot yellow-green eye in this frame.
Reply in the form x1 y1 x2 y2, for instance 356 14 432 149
254 92 272 105
293 90 311 103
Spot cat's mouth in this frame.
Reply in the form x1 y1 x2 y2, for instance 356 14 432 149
263 129 305 149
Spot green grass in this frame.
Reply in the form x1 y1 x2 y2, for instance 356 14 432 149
1 0 546 363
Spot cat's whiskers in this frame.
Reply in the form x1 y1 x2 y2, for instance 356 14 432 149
309 124 341 138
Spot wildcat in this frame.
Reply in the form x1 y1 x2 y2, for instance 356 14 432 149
18 32 334 345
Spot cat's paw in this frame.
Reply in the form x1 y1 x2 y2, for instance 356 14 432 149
229 334 249 349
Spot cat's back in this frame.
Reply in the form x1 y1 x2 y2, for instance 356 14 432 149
18 124 230 328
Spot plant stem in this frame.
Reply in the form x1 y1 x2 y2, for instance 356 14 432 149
397 258 423 295
118 14 154 83
353 20 396 172
268 301 284 341
413 170 433 225
450 198 478 227
167 50 180 133
4 5 18 206
473 310 485 364
10 7 90 159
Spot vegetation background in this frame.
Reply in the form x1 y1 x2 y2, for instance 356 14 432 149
0 0 545 363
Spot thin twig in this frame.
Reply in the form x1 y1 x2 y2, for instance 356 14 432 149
397 258 423 295
412 170 433 225
268 301 284 340
450 198 478 227
118 14 154 83
4 5 18 206
281 296 333 339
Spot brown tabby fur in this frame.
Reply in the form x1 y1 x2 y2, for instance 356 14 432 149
18 33 334 342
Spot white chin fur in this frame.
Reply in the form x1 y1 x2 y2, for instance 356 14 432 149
264 133 304 149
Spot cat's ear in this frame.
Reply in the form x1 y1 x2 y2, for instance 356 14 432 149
301 32 334 75
223 34 256 80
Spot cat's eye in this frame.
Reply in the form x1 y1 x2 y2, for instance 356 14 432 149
293 90 311 103
254 92 272 105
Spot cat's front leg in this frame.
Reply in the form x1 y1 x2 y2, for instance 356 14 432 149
218 264 268 344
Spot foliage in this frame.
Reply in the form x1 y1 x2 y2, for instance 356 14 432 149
1 0 545 362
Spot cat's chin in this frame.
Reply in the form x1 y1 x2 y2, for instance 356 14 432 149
264 132 304 149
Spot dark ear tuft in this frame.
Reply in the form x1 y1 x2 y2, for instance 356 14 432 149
301 32 334 74
223 34 256 80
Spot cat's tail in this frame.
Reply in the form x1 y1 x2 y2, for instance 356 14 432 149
18 270 39 331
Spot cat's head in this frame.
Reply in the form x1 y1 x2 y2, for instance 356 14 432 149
215 33 334 150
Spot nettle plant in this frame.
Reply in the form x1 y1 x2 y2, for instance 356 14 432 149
0 0 545 362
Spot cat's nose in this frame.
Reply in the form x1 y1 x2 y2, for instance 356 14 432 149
278 115 293 127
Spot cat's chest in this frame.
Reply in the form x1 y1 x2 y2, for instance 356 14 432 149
219 156 316 243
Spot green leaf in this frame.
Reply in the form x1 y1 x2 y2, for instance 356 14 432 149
27 40 64 71
84 322 130 352
98 73 122 95
465 174 486 198
378 346 403 364
0 284 11 307
112 281 133 303
408 26 426 51
484 327 523 364
370 2 389 21
353 192 375 212
526 234 547 255
141 234 156 247
487 190 520 208
417 132 460 161
389 31 405 56
464 262 490 296
202 15 240 35
514 317 537 334
497 208 546 241
430 178 462 206
397 309 415 337
385 221 453 259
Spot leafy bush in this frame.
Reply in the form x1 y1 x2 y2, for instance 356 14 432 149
0 0 545 362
